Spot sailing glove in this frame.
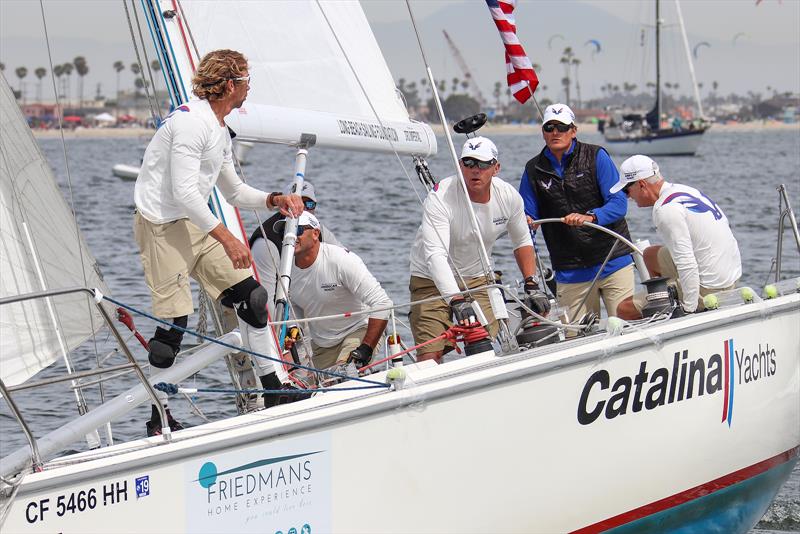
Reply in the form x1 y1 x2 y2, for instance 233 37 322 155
450 298 478 325
524 279 551 316
347 343 373 368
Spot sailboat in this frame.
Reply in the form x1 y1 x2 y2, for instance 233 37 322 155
600 0 711 156
2 1 799 532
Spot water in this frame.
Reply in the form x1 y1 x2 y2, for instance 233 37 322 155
2 127 799 530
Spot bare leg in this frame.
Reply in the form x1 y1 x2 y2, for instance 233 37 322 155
416 350 443 364
644 246 664 278
616 296 643 320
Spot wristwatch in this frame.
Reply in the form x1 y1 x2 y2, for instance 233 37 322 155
586 210 597 223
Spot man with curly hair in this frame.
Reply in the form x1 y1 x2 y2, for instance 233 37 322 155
134 49 304 435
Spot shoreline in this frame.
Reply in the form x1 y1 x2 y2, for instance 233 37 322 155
31 120 799 140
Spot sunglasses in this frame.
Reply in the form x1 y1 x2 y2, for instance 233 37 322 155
296 225 314 237
461 157 497 170
542 122 573 133
623 181 636 195
303 199 317 210
230 75 250 84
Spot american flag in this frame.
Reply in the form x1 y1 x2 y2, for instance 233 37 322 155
486 0 539 104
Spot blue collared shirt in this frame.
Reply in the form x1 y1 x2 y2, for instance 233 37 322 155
519 140 633 283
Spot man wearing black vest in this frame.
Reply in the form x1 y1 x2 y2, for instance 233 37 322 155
518 103 634 323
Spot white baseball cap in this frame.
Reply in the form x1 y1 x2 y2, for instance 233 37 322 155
284 181 317 202
610 155 660 194
460 136 498 162
273 211 320 233
542 103 576 125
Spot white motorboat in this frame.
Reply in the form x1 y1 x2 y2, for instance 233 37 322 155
1 1 798 533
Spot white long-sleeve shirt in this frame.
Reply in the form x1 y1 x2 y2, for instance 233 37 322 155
251 220 343 316
134 99 268 232
287 244 392 348
409 175 533 301
653 182 742 312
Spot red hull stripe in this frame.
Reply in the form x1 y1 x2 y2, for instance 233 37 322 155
571 445 800 534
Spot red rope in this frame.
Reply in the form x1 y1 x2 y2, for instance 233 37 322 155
359 322 490 372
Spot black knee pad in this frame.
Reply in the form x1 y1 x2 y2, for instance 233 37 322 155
223 277 269 328
148 316 188 369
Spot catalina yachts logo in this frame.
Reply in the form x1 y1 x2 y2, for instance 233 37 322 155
577 339 777 426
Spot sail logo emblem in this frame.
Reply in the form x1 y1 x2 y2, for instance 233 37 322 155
577 338 777 426
662 191 723 220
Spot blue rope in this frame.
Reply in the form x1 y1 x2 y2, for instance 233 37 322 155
104 295 388 387
154 381 384 396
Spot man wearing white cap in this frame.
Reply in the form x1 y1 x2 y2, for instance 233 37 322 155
519 103 634 323
613 155 741 318
409 136 547 363
274 211 393 372
250 180 342 307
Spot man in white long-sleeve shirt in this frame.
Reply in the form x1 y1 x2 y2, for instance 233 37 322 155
133 49 303 434
276 212 392 372
408 136 548 363
613 155 741 318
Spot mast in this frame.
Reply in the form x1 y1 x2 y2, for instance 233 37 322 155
675 0 706 119
655 0 661 128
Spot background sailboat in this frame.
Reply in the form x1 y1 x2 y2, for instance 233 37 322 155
600 0 710 156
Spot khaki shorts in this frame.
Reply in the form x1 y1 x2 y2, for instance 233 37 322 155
311 326 369 370
557 264 634 321
408 275 499 354
632 247 737 312
134 213 250 318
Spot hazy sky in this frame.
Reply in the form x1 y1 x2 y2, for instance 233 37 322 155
1 0 798 105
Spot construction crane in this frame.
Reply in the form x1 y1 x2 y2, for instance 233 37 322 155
442 30 487 107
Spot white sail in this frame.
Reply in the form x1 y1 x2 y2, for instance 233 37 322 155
152 0 436 155
0 73 110 387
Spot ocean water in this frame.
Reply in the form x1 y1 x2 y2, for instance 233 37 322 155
1 127 799 531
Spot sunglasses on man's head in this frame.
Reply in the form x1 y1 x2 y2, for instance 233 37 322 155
303 199 317 211
230 75 250 84
461 157 496 170
542 122 573 133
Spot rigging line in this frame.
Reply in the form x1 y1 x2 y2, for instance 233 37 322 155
124 0 161 122
404 1 495 288
314 0 472 292
131 0 163 121
140 0 175 110
103 295 388 386
140 0 180 107
36 0 101 382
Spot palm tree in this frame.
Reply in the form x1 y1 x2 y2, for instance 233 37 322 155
150 59 162 102
53 64 64 103
34 67 47 104
451 77 460 94
61 62 74 107
571 57 582 109
15 66 28 103
493 81 502 111
73 56 88 108
113 61 125 116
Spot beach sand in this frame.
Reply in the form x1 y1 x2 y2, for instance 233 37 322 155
31 120 798 140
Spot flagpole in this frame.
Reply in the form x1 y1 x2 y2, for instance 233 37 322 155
527 86 544 122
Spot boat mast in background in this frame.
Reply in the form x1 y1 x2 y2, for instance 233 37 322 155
675 0 706 119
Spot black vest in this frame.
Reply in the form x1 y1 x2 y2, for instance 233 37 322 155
524 141 631 270
248 212 283 252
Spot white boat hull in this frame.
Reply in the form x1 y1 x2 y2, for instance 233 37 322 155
111 164 139 181
604 129 707 156
3 295 799 533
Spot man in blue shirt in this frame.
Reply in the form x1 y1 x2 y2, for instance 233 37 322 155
519 103 634 323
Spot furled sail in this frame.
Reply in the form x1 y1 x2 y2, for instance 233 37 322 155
0 74 110 386
149 0 436 156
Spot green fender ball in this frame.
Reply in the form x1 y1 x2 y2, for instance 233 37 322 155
703 294 720 310
740 287 755 303
764 285 778 299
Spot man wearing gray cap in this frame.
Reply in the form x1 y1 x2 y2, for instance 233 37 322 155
613 155 741 318
519 103 634 323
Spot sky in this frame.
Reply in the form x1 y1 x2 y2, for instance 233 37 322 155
1 0 798 106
